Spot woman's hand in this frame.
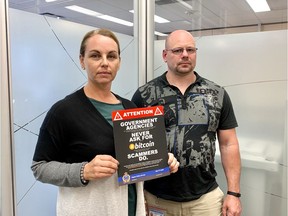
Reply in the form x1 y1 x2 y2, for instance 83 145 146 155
168 152 179 173
84 155 119 180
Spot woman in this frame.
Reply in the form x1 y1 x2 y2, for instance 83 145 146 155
31 29 179 216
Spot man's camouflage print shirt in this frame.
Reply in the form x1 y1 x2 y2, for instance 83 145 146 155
132 71 238 201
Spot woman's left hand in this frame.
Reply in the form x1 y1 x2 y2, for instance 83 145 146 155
168 152 179 173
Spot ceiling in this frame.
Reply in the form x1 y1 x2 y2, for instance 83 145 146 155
8 0 288 36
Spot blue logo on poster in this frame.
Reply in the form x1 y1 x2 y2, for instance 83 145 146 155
122 172 131 183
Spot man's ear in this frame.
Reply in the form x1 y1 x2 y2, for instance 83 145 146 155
162 50 167 62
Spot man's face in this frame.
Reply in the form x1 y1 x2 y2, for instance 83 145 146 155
163 32 197 76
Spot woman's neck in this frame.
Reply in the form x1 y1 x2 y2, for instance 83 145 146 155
84 84 120 104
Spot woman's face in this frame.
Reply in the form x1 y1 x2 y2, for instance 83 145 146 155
80 34 120 87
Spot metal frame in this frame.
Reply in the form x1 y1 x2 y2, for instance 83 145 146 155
0 0 16 215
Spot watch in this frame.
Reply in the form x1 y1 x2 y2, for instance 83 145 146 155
227 191 241 198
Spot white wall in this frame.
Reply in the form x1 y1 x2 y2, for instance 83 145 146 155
154 30 288 216
9 8 137 216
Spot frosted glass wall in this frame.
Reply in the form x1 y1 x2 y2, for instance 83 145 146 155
9 8 137 215
154 30 288 216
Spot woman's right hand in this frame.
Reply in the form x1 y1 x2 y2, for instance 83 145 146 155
83 155 119 181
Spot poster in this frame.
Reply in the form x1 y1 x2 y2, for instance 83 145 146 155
112 106 170 185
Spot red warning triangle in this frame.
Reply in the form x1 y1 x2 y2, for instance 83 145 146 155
154 107 163 116
113 112 123 121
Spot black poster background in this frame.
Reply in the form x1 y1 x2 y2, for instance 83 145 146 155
112 106 170 185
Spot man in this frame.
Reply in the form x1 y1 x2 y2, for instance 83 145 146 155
132 30 242 216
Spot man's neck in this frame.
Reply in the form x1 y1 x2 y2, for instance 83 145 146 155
166 71 196 94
